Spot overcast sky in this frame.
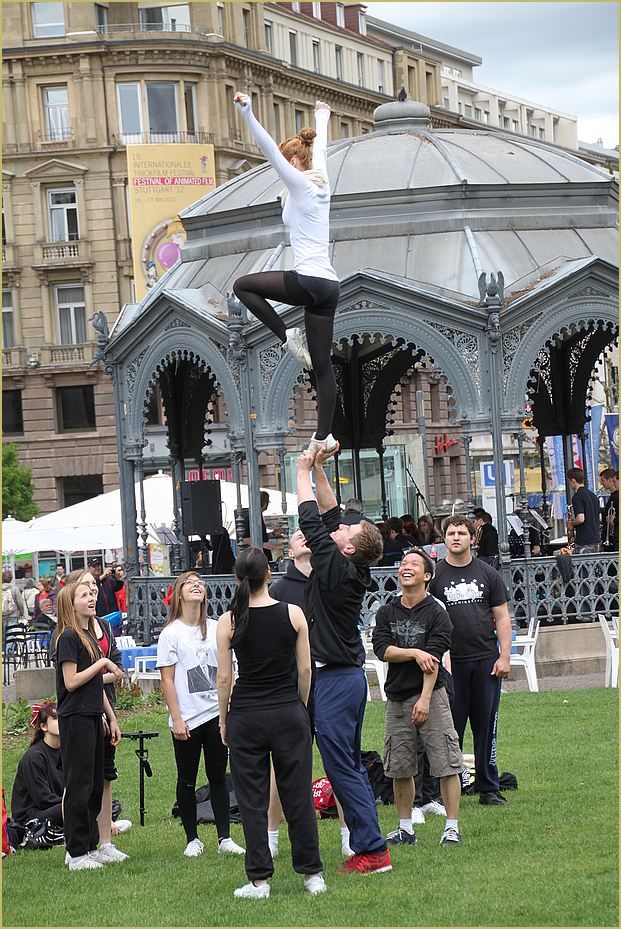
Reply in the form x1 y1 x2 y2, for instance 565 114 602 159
365 2 619 149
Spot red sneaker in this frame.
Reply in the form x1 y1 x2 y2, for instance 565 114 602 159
337 849 392 874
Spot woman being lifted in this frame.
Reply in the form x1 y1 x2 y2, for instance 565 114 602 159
233 92 339 452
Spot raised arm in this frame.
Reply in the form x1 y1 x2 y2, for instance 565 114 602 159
313 441 339 514
235 92 311 198
312 102 330 175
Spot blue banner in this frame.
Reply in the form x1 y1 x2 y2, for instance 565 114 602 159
605 413 619 470
584 405 604 490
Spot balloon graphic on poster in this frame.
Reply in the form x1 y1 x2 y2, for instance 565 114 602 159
140 217 187 289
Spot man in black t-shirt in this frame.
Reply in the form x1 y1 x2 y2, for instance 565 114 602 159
428 516 512 806
567 468 600 553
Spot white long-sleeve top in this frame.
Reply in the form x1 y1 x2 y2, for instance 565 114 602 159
236 100 338 281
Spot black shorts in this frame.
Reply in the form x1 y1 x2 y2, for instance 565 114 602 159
284 271 340 317
104 732 118 781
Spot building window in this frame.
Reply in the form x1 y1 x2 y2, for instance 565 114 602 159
474 107 481 121
443 96 449 109
32 2 65 37
146 82 179 136
295 109 304 134
184 82 197 137
312 1 321 18
291 1 300 11
358 9 366 34
242 8 251 48
464 104 472 117
341 122 349 139
273 102 281 143
264 20 272 53
503 116 510 129
335 46 343 81
512 119 518 132
2 195 6 246
42 85 70 142
458 102 463 115
217 3 224 35
377 59 384 93
484 110 490 123
117 82 143 142
430 382 440 421
60 474 103 508
2 290 15 348
357 53 364 87
539 127 545 139
95 4 108 32
55 284 86 345
529 124 537 138
48 188 79 243
312 40 321 74
289 31 297 67
425 72 434 104
335 3 344 27
408 66 416 97
57 385 96 432
2 390 23 435
139 4 191 32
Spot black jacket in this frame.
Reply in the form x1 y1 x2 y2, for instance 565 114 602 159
269 562 308 610
11 739 63 824
96 574 123 617
477 523 499 557
298 501 371 667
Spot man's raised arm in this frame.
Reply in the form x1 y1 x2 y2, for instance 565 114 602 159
313 442 340 515
296 448 317 507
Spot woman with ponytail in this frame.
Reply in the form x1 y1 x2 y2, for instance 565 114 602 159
217 547 325 899
55 581 123 870
11 703 63 828
156 572 244 859
233 92 340 453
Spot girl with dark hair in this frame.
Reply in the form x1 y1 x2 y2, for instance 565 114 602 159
232 92 340 453
156 571 245 859
55 581 123 870
11 703 63 828
217 548 325 899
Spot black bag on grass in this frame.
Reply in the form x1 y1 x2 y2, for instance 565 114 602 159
361 750 394 805
172 773 242 824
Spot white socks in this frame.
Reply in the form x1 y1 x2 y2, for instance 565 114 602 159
399 818 414 834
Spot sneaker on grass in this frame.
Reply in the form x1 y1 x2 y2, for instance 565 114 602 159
386 827 417 845
98 843 128 862
411 806 425 824
304 874 327 895
234 882 270 899
115 819 132 834
68 853 104 871
218 836 245 855
184 838 204 857
337 849 392 874
479 791 509 806
421 799 446 816
439 825 462 846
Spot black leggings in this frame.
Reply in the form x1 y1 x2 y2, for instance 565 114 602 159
233 271 338 440
172 716 231 843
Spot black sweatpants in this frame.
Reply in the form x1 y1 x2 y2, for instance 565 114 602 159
33 802 64 827
451 655 501 794
58 714 104 857
172 715 231 843
227 700 323 882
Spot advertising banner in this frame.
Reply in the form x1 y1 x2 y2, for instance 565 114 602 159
583 405 603 490
127 143 215 300
604 412 619 470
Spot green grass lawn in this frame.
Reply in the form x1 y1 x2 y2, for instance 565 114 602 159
2 688 618 927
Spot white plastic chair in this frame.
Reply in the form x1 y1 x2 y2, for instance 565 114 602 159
510 618 540 692
598 614 619 688
131 655 160 686
361 628 387 701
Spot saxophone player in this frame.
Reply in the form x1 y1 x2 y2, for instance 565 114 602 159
566 468 600 554
599 468 619 552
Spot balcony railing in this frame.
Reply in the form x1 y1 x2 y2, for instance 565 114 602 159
37 128 75 149
96 22 222 38
229 128 242 142
2 244 17 266
50 345 85 363
1 344 98 367
33 239 92 265
113 131 214 146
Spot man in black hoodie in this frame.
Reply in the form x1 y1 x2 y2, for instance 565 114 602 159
296 444 390 876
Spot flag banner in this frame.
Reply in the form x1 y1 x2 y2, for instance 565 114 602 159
604 412 619 470
546 436 566 519
584 405 604 490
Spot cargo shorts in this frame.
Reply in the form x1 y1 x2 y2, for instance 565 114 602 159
383 686 463 780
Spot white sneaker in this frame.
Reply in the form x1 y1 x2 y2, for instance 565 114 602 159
269 843 279 858
307 432 339 454
218 836 245 855
65 851 71 865
421 800 446 817
68 853 104 871
115 819 132 834
341 843 354 858
411 806 426 825
234 881 270 899
284 327 312 371
98 843 128 862
88 849 108 864
304 874 327 895
184 838 204 857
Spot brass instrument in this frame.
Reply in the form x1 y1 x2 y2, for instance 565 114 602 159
565 504 575 547
474 524 483 553
605 499 616 547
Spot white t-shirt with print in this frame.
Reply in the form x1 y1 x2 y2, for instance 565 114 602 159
157 618 220 732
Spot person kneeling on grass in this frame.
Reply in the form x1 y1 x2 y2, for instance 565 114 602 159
372 549 463 847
